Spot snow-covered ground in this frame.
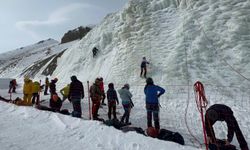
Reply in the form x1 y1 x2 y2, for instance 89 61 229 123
0 85 196 150
1 0 250 149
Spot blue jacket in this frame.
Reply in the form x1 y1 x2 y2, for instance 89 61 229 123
144 85 165 104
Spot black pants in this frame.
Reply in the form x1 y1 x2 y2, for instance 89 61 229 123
8 86 16 93
108 101 117 119
72 99 82 118
32 93 39 105
121 104 131 123
140 67 147 78
44 85 48 95
230 116 248 150
101 93 106 104
146 103 160 129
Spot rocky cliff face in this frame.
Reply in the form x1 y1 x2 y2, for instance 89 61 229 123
61 26 92 44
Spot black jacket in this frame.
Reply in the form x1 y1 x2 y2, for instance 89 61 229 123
205 104 236 143
49 80 57 94
69 80 84 100
107 88 118 103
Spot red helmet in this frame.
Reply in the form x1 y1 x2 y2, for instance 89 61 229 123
146 127 158 138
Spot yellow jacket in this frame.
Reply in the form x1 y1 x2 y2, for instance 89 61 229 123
60 85 70 97
32 81 41 93
23 78 33 95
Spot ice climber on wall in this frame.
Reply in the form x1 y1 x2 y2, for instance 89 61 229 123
140 57 150 78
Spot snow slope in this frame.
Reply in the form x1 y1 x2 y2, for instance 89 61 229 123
0 101 196 150
0 39 77 80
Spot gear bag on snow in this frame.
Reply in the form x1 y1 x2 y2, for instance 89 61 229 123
104 119 128 129
157 129 185 145
208 139 237 150
121 126 146 136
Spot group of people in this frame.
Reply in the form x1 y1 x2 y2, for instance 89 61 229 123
2 61 249 150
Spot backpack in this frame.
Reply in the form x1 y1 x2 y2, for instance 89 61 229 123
157 129 185 145
208 139 237 150
121 126 146 136
104 119 127 129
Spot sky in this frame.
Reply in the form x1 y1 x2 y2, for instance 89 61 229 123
0 0 128 54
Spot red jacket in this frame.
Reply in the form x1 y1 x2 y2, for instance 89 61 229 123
99 81 104 93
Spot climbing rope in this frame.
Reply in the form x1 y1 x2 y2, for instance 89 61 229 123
194 81 209 150
194 81 208 113
181 11 203 149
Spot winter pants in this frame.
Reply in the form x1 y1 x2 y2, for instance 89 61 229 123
140 67 147 78
229 116 248 150
108 101 117 120
121 104 131 123
92 100 101 119
101 93 106 104
32 93 40 105
44 85 49 95
8 86 16 93
72 99 82 118
23 94 32 104
146 103 160 129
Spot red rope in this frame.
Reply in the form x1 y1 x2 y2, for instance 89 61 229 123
194 81 208 150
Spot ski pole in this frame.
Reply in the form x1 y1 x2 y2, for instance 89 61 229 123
87 81 91 120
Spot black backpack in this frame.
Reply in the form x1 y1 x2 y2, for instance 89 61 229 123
209 139 237 150
157 129 185 145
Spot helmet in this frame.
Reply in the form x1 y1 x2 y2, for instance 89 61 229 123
71 75 77 81
95 78 101 84
124 84 130 89
146 77 154 85
54 78 58 82
108 83 114 89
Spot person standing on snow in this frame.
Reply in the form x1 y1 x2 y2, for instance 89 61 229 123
68 76 84 118
118 84 133 125
60 84 70 102
205 104 249 150
90 78 103 120
49 78 58 98
44 77 49 95
32 81 40 105
23 77 33 105
140 57 150 78
107 83 119 120
144 77 165 132
8 79 17 93
100 77 106 105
